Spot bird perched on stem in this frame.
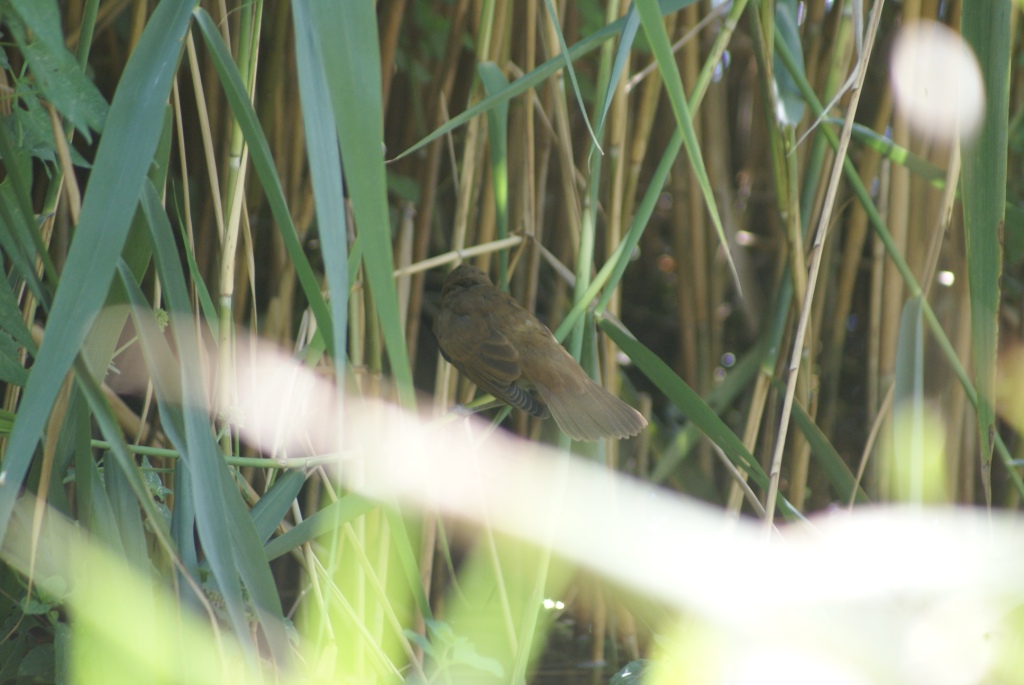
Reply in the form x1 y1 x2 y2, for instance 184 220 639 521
433 264 647 441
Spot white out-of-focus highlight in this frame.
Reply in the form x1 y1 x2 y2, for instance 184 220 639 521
890 20 984 143
728 648 870 685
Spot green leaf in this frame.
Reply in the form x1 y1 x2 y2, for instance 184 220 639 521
593 6 642 142
5 0 108 141
17 645 54 682
104 448 151 571
773 0 806 125
599 318 764 483
0 0 195 552
541 0 602 150
292 0 349 366
2 102 91 167
250 469 306 545
0 334 28 386
307 1 416 406
0 100 58 293
961 0 1011 500
263 494 376 560
137 182 290 666
656 341 764 482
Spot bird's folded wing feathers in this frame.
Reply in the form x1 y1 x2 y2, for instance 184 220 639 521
435 311 547 415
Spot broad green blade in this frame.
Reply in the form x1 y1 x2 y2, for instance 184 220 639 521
139 182 290 666
0 0 195 550
961 0 1011 503
292 0 349 365
307 1 416 406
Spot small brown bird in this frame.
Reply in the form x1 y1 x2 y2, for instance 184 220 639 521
433 264 647 441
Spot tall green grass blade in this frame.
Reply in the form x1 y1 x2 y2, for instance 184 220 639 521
541 0 602 151
1005 204 1024 266
603 320 805 518
292 0 348 367
250 469 306 545
83 447 123 555
961 1 1011 500
554 127 682 344
118 246 254 644
555 22 730 337
599 319 764 482
170 459 200 575
71 352 176 570
656 342 764 482
3 500 256 685
84 106 167 389
264 494 376 560
479 62 510 287
593 5 641 142
138 182 290 665
307 1 416 406
773 0 805 125
70 390 100 532
893 297 926 413
105 449 151 570
73 0 100 68
0 0 194 550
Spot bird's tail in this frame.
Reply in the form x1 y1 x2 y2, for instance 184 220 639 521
533 371 647 441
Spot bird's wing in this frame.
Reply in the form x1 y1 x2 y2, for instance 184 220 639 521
434 307 544 413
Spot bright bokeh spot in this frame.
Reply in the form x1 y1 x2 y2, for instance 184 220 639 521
890 20 984 143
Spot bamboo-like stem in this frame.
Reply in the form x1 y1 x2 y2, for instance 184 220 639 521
404 0 471 368
763 0 886 531
215 1 262 454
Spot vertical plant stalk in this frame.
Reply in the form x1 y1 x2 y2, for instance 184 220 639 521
405 0 471 367
602 0 631 471
879 4 930 501
678 3 708 403
777 31 1024 504
216 0 263 454
763 0 886 532
521 2 542 314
